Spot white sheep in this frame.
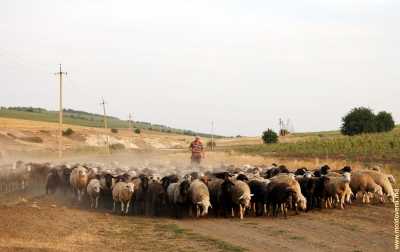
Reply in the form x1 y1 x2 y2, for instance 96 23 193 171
87 179 101 209
112 181 135 215
189 179 211 217
231 180 253 219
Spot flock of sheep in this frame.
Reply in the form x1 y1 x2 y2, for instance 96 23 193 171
0 161 396 219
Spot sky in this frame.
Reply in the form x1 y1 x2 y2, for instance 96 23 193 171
1 0 399 136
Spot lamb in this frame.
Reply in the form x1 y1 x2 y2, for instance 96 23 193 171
358 170 394 203
350 172 383 204
189 179 211 217
87 178 101 209
69 166 89 201
112 181 135 215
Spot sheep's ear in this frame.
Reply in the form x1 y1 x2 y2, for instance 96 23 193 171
250 194 254 197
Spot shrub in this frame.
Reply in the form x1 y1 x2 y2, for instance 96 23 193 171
134 128 141 134
262 129 278 144
376 111 395 133
341 107 377 136
110 143 125 151
111 128 118 134
341 107 396 136
62 128 74 136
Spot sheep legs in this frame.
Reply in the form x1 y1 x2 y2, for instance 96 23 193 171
125 201 130 215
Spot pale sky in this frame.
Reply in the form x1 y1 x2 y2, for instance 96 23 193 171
1 0 399 136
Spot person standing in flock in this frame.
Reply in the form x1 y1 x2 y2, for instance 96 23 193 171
189 136 205 165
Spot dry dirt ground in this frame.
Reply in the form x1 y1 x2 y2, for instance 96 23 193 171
0 187 395 252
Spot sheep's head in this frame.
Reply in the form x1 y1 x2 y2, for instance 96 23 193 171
179 180 191 197
94 184 101 193
239 193 253 208
126 182 135 193
320 165 330 175
197 200 211 216
78 167 87 176
342 172 351 183
387 175 396 185
387 192 395 204
297 195 307 211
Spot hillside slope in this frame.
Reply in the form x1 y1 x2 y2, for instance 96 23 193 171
0 107 220 138
0 117 202 158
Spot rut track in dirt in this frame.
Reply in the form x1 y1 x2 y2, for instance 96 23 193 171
177 203 394 252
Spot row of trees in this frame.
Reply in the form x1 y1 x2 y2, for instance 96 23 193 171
262 107 395 144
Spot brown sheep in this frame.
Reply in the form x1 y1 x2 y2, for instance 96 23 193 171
69 166 89 201
350 172 383 203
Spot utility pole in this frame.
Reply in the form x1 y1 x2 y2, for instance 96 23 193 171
100 97 110 154
128 113 132 131
211 121 214 151
55 64 67 159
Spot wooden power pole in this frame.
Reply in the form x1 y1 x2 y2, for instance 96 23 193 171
100 97 110 154
128 113 132 131
55 64 67 159
211 121 214 151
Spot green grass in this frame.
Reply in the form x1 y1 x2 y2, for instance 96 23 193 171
231 127 400 162
157 223 247 252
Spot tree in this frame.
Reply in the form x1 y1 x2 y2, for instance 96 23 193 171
262 129 278 144
376 111 395 132
341 107 377 136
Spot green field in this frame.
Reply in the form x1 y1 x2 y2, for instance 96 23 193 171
0 107 221 138
232 126 400 162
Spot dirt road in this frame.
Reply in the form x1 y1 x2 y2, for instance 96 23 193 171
0 191 395 252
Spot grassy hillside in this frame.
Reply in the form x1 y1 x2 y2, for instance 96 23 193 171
231 126 400 162
0 107 221 138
